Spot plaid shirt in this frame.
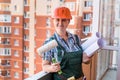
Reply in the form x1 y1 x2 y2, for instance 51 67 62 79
43 32 82 62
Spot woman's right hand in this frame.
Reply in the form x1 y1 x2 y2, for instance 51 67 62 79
42 60 61 73
51 63 61 72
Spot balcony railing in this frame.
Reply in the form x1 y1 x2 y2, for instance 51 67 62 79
25 71 52 80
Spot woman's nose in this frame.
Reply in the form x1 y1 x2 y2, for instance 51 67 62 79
58 20 63 25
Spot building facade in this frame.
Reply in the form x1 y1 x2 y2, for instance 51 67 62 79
0 0 93 80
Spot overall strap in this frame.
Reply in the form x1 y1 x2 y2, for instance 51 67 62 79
48 34 65 62
74 35 83 52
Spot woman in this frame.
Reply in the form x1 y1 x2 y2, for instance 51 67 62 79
42 6 91 80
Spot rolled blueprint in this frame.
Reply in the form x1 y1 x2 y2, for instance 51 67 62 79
81 32 100 50
83 40 100 57
37 40 58 56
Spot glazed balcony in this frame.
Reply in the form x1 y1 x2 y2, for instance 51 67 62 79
0 70 11 80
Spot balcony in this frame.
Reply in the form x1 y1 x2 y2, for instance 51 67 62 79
0 75 11 80
0 60 10 69
0 41 10 45
0 37 10 45
25 44 119 80
25 69 117 80
0 64 10 68
0 70 11 80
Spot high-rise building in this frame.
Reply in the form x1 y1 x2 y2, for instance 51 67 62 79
0 0 93 80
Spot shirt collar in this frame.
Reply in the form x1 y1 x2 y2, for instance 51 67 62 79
54 31 73 41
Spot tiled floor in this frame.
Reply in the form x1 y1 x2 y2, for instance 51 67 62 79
101 69 117 80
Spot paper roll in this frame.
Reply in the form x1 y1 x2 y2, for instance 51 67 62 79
37 40 58 56
81 32 100 50
83 40 100 57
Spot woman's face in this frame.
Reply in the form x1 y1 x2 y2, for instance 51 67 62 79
53 18 70 35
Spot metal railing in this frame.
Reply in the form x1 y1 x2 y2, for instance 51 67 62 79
25 71 53 80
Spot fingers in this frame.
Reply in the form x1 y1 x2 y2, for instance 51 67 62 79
51 63 61 72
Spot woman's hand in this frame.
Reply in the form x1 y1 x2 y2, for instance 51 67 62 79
51 63 61 72
82 52 91 64
42 60 61 73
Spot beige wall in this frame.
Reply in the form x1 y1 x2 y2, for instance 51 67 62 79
36 0 64 16
36 0 47 15
29 0 35 76
11 0 24 15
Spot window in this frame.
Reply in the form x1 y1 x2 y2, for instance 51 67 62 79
4 26 10 34
24 34 29 41
4 48 11 55
24 56 29 63
5 26 11 34
14 50 19 57
14 17 19 23
84 1 92 7
6 71 10 76
24 0 28 6
83 25 90 35
14 28 19 35
0 69 1 75
24 12 30 18
14 61 19 68
0 26 11 34
14 5 19 12
0 48 11 56
2 38 10 44
0 4 10 11
14 40 19 46
24 23 29 29
46 18 51 27
0 15 11 22
14 72 19 78
24 46 29 52
83 13 91 21
24 67 29 74
7 60 10 65
14 5 17 11
46 5 51 14
60 0 64 2
0 27 2 33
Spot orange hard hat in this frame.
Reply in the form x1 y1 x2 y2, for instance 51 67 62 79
52 7 72 19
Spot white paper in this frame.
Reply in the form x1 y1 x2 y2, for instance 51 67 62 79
81 32 100 50
83 40 100 57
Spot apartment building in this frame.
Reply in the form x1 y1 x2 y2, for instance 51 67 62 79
0 0 93 80
26 0 120 80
